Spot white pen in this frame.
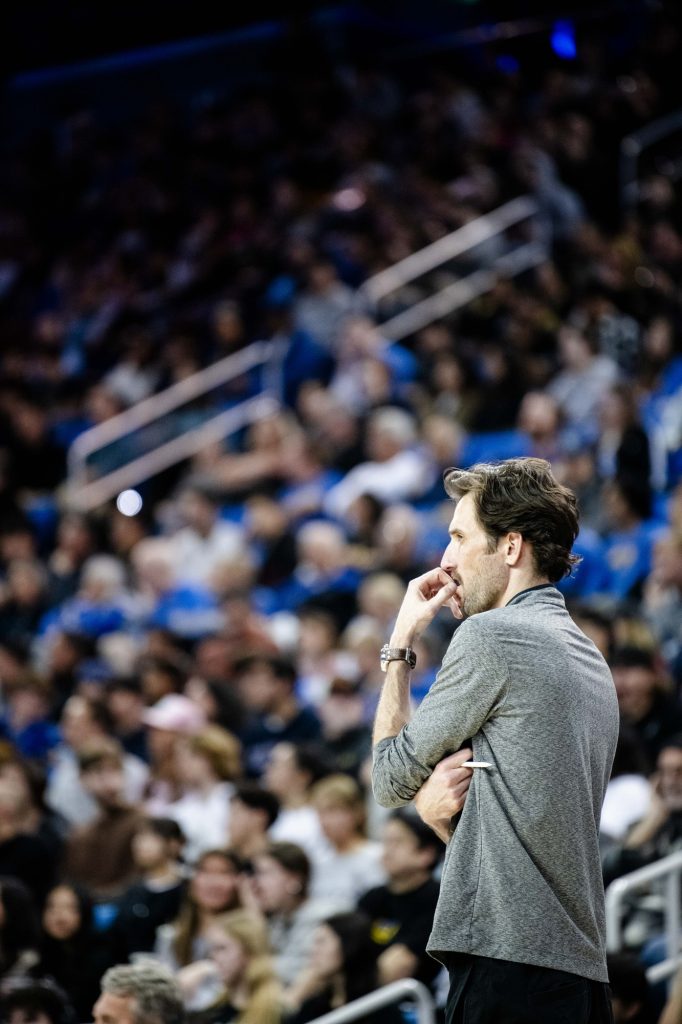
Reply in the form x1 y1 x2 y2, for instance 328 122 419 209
461 761 492 769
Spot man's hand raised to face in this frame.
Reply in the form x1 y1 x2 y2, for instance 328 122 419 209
390 567 459 647
414 748 474 844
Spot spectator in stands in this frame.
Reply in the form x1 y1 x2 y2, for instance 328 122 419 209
0 979 74 1024
607 952 658 1024
287 912 403 1024
264 520 362 629
294 261 356 352
227 783 280 866
323 407 434 521
601 477 658 601
0 876 41 981
178 909 283 1024
104 676 149 762
0 777 54 907
642 530 682 683
37 882 104 1021
235 656 321 778
93 961 184 1024
130 537 222 642
63 738 144 900
169 485 243 589
41 555 130 640
155 849 245 971
547 322 620 442
47 694 148 827
610 646 682 769
316 677 372 779
0 753 66 865
309 774 385 907
600 724 653 849
113 817 186 960
142 693 207 814
263 743 329 865
358 808 442 990
251 841 343 990
168 725 242 863
0 557 49 650
0 674 60 762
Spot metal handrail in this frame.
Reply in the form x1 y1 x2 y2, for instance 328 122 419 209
307 978 435 1024
67 339 279 485
377 240 546 342
620 108 682 209
605 848 682 984
361 195 538 303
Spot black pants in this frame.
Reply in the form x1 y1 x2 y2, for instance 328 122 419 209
444 954 614 1024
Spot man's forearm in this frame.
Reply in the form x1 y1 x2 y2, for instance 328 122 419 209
372 660 413 745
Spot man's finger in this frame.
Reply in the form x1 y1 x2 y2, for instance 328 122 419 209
436 749 474 770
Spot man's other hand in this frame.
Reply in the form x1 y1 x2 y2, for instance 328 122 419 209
414 748 474 843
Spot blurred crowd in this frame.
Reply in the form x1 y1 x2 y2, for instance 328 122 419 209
1 5 682 1024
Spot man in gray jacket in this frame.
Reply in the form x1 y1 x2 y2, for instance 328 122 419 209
372 458 618 1023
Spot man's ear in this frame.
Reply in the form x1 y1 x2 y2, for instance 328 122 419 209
503 532 523 567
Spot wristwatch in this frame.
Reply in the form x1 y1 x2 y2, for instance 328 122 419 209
380 644 417 673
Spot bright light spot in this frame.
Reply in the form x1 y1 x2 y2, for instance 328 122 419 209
116 489 143 516
333 188 366 212
551 20 577 60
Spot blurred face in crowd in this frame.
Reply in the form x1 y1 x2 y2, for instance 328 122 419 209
315 800 361 849
308 924 343 980
132 827 169 872
175 739 214 788
381 819 433 885
252 854 302 914
237 663 286 715
612 665 657 723
263 744 304 800
6 1010 53 1024
206 927 248 987
43 885 81 941
658 746 682 813
229 796 265 848
81 758 125 809
191 854 240 914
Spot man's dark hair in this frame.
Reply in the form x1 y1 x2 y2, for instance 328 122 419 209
444 457 580 582
291 742 331 785
390 808 443 867
140 817 186 845
233 654 297 687
232 782 280 828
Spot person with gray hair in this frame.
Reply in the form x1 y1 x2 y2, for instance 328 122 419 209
323 406 435 520
93 960 184 1024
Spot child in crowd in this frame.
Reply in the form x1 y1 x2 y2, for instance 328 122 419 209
113 817 186 960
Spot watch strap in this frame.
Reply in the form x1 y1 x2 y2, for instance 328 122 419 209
380 644 417 671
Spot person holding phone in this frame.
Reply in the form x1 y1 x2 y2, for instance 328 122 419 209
372 457 618 1024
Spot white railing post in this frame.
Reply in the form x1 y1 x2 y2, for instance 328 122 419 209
307 978 435 1024
619 108 682 210
605 849 682 983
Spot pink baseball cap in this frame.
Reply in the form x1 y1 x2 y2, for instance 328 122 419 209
142 694 207 735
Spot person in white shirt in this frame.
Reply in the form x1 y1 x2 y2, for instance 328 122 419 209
167 725 242 864
309 773 386 908
169 484 243 588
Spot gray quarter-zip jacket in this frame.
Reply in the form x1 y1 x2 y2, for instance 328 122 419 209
372 586 619 982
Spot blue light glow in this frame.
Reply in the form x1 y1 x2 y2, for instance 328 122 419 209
551 20 577 60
